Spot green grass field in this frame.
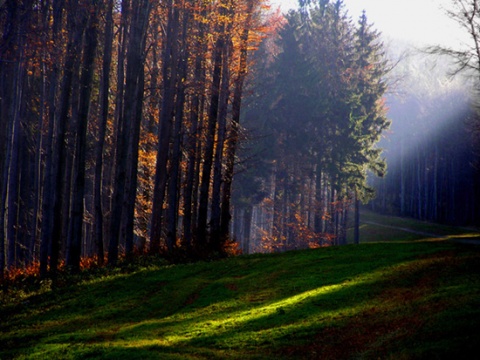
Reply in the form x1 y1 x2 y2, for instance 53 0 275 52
1 212 480 359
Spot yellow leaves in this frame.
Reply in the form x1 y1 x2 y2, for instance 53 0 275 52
206 32 215 42
194 15 210 25
218 14 233 24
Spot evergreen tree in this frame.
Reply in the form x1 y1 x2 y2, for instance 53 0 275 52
235 1 390 251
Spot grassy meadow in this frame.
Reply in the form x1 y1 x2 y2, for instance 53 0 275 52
1 212 480 359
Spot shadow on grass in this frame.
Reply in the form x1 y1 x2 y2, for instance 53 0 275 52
2 241 479 359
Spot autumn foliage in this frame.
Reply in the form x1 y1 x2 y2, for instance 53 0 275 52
0 0 276 280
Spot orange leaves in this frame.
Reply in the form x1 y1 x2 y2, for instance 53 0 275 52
3 262 40 285
1 255 104 286
223 239 243 256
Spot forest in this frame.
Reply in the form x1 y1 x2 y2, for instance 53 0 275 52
0 0 271 279
0 0 479 280
369 52 480 225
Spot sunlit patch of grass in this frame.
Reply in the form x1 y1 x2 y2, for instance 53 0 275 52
115 281 361 349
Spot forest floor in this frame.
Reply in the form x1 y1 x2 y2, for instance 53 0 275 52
1 213 480 359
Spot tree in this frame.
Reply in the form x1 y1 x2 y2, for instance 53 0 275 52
121 0 151 261
430 0 480 158
93 0 114 266
68 0 100 272
220 0 258 244
108 0 151 265
433 0 480 75
150 0 180 255
182 1 209 250
349 10 390 243
166 1 191 252
196 0 233 249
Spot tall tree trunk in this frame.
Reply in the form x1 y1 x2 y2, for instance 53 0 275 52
433 144 438 221
165 88 185 252
38 0 64 278
0 0 23 276
150 0 180 254
6 53 24 269
29 2 52 265
354 190 360 245
18 138 32 265
197 1 229 248
94 0 114 266
340 199 348 245
123 67 146 260
105 0 130 265
328 182 336 243
416 149 422 220
220 0 254 242
183 99 200 249
166 4 190 252
68 0 99 272
108 0 150 265
210 39 231 252
122 0 150 261
314 164 323 235
183 2 208 250
400 138 405 216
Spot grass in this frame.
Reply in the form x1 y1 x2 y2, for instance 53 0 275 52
1 213 480 359
348 210 480 243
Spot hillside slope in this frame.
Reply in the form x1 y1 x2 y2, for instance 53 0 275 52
1 218 480 359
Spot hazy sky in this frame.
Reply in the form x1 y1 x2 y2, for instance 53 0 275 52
270 0 467 47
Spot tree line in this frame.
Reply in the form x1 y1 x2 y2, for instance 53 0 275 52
0 0 269 280
0 0 401 281
369 0 480 226
231 1 390 252
230 0 480 251
370 54 480 225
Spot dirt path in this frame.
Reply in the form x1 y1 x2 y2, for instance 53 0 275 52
362 221 447 238
362 220 480 245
